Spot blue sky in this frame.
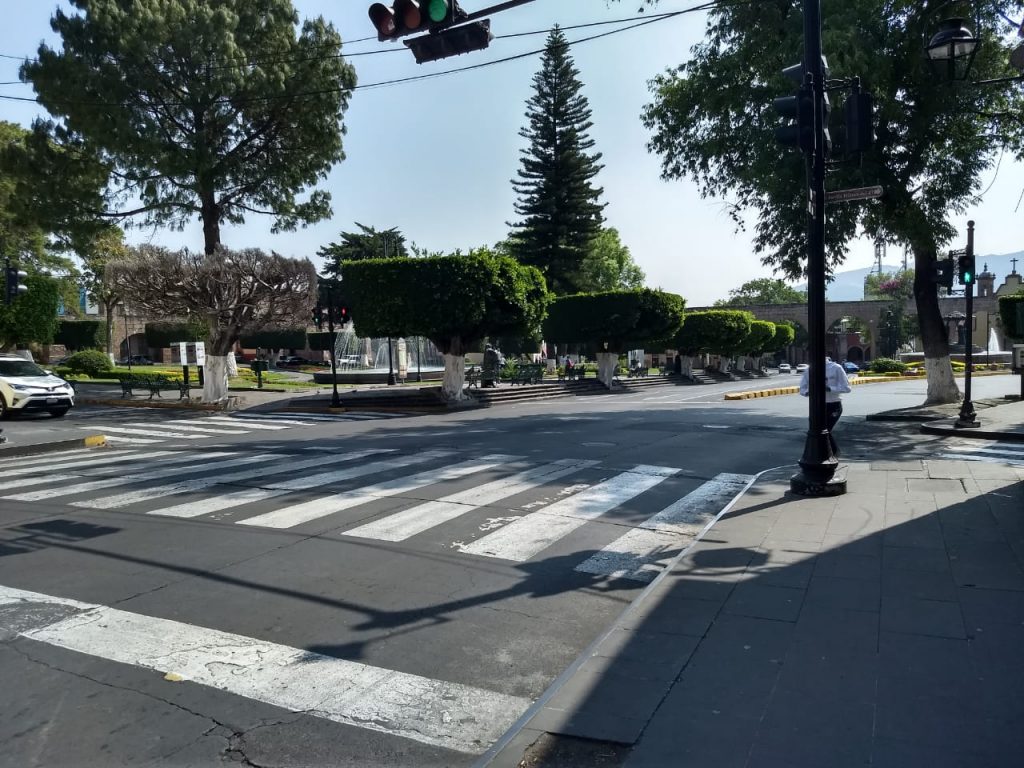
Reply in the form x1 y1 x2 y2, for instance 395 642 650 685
2 0 1022 305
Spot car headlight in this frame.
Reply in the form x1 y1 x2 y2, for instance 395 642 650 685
11 384 30 391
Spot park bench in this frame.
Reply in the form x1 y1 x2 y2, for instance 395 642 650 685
560 367 586 382
510 364 545 385
118 374 191 400
627 366 649 379
465 366 482 389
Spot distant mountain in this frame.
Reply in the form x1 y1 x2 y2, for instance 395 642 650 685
795 250 1024 301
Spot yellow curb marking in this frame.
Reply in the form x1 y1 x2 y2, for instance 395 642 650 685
83 435 108 448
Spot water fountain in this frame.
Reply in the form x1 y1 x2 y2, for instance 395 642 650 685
311 324 446 385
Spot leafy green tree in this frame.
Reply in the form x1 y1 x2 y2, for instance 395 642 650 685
634 0 1024 404
0 273 61 351
341 252 550 400
575 228 646 293
319 224 408 279
715 278 806 306
674 310 753 374
78 226 128 355
772 322 796 354
108 246 317 403
509 26 605 295
21 0 357 255
543 289 684 386
742 319 777 370
865 269 916 354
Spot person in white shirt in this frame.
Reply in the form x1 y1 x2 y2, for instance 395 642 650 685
799 357 852 457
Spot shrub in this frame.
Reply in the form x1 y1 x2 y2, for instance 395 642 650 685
869 357 907 374
65 350 114 377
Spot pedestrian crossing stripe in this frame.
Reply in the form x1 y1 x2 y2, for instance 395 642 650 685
81 410 417 446
0 584 527 754
0 451 752 583
937 440 1024 466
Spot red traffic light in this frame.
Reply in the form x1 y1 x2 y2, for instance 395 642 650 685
396 0 423 29
369 3 398 40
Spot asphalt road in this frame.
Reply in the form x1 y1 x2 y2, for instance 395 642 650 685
0 374 1018 767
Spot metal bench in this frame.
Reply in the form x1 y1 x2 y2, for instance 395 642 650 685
465 366 482 389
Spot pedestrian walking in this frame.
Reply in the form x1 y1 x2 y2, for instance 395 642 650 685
799 356 852 457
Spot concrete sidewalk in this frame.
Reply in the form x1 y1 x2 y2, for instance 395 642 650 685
484 404 1024 767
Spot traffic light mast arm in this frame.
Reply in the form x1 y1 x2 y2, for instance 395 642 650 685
453 0 535 26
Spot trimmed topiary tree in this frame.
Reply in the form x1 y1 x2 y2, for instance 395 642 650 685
771 321 796 355
741 319 776 371
145 321 206 349
341 253 550 400
674 309 753 376
239 328 307 350
543 289 684 387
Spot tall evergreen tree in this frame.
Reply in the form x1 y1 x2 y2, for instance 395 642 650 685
509 27 605 296
318 224 407 279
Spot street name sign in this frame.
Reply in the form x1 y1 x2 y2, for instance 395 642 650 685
826 185 884 203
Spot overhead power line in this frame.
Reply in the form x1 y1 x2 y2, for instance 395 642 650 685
0 0 735 107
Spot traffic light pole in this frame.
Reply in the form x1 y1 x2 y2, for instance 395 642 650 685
791 0 845 497
956 221 979 428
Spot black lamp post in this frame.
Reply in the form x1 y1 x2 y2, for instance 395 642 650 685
956 221 980 428
122 303 132 372
323 278 342 409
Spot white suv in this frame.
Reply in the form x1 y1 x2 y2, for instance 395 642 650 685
0 354 76 418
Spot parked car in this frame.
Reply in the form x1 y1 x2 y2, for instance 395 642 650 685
778 363 792 374
0 354 76 418
842 361 860 373
118 355 154 365
276 356 309 367
795 363 809 375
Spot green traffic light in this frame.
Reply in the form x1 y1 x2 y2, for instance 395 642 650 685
428 0 449 22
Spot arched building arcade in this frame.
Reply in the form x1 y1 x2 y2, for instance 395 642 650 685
689 291 1002 363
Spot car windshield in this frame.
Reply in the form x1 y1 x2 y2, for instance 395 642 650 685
0 359 47 377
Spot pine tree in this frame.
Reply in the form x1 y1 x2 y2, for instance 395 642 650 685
509 27 605 296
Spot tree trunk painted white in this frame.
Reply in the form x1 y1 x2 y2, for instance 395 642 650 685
924 355 960 405
597 352 617 389
441 353 468 401
226 353 239 378
202 355 231 403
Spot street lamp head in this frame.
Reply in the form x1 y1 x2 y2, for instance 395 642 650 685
927 17 980 81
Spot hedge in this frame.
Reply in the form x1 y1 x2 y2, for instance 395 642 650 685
64 350 114 377
145 321 206 348
998 292 1024 340
239 328 307 349
54 320 103 351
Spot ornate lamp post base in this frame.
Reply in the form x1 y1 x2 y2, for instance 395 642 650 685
790 430 846 497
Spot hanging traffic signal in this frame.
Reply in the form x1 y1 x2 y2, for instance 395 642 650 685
933 258 955 291
338 306 350 325
773 88 814 152
958 253 976 286
369 0 465 41
843 91 875 154
3 263 28 305
312 304 324 330
406 20 493 63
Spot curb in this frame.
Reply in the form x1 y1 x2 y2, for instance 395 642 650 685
722 371 1011 401
474 465 786 768
920 423 1024 442
0 434 107 458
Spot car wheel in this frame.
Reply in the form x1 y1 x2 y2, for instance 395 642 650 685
0 394 11 420
48 407 70 418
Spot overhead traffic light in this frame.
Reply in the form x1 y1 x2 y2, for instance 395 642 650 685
406 20 493 63
843 91 875 154
369 0 466 41
312 304 324 330
933 258 955 291
3 263 28 305
958 253 976 286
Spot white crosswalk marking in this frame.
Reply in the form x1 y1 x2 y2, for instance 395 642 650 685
83 426 208 440
459 465 679 562
148 450 438 519
70 451 392 510
141 420 251 435
938 440 1024 466
104 436 166 445
0 449 146 479
202 417 289 430
1 584 527 755
224 416 317 426
0 448 96 467
0 452 179 492
239 454 520 530
344 459 600 542
2 452 248 501
574 473 754 582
